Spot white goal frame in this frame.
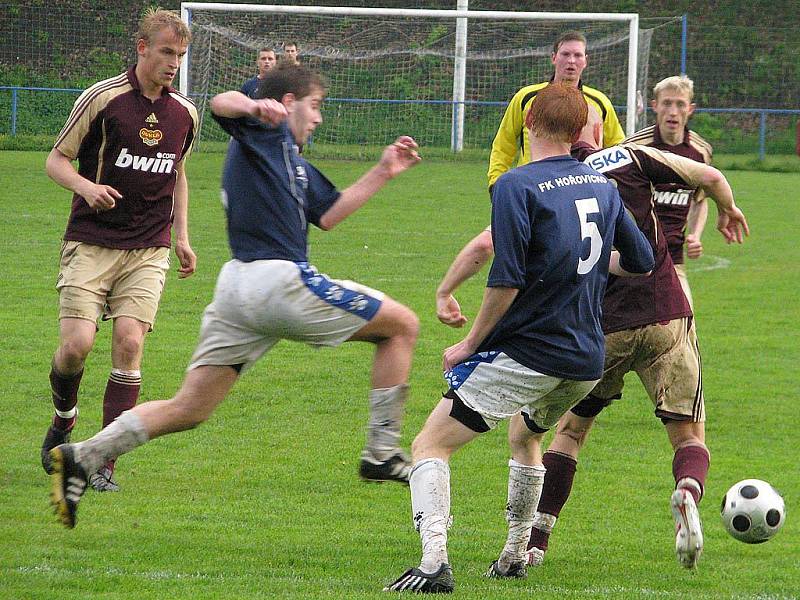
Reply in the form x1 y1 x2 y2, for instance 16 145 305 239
180 3 639 151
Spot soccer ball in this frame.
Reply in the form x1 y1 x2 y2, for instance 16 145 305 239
720 479 786 544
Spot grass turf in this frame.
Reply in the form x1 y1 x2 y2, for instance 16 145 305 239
0 151 797 599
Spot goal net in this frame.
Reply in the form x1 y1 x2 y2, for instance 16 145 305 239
181 5 653 152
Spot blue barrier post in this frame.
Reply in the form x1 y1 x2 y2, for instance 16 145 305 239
11 87 18 136
681 15 688 76
759 111 766 161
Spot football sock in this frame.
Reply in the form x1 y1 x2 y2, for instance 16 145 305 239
410 458 451 573
365 384 408 461
73 411 149 476
673 445 710 504
50 365 83 431
498 459 546 572
101 369 141 472
528 451 578 551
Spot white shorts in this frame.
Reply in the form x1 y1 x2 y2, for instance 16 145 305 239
445 351 599 430
188 260 384 372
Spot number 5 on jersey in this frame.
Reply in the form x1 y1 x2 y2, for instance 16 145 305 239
575 197 602 275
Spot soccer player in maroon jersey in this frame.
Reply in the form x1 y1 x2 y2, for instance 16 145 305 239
625 75 713 307
519 109 747 570
40 8 199 492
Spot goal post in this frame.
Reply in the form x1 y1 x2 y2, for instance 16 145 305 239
180 3 645 151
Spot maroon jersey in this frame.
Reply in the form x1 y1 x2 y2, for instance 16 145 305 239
573 143 710 333
624 125 712 265
54 67 198 249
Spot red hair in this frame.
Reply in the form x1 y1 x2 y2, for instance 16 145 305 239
525 84 588 143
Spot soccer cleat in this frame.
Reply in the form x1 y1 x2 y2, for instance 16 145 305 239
525 546 545 567
485 559 527 579
671 488 704 569
41 425 71 474
89 466 120 492
383 563 455 594
359 450 412 484
49 444 87 529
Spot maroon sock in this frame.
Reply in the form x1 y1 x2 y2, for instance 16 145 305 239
50 366 83 431
101 369 141 471
528 451 578 551
672 445 710 504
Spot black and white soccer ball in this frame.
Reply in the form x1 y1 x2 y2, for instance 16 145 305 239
720 479 785 544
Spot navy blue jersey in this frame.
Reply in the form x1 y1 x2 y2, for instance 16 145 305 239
479 155 654 380
212 114 340 262
240 77 260 98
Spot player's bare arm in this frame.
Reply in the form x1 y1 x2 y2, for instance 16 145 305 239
172 162 196 279
442 285 518 371
685 197 708 259
436 229 494 328
695 166 750 244
318 136 421 230
45 148 121 211
209 91 288 126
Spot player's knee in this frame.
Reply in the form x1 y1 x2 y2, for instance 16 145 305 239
58 337 92 367
114 331 145 361
391 303 419 343
555 412 595 448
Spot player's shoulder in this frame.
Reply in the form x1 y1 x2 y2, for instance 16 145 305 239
623 124 656 145
512 81 551 107
74 71 132 109
687 129 713 161
580 84 614 107
582 144 635 174
168 89 199 121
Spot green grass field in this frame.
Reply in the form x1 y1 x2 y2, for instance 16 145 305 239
0 151 797 599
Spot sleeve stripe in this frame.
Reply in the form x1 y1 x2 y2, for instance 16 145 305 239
53 73 130 149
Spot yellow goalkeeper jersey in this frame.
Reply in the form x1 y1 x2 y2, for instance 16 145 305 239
488 80 625 188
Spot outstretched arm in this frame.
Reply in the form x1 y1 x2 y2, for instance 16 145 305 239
318 137 420 230
209 91 288 125
436 229 494 327
697 166 749 244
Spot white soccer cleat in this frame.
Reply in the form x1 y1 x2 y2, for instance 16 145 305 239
525 546 545 567
671 488 703 569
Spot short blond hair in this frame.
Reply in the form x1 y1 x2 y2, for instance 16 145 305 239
136 7 191 45
653 75 694 102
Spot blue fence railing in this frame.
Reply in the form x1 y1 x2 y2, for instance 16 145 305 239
2 85 798 159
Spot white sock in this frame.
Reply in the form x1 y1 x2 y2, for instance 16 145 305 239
74 411 149 475
498 459 546 571
411 458 451 573
365 384 408 460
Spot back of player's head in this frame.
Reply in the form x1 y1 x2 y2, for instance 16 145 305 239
525 83 588 143
653 75 694 102
255 62 325 101
552 31 587 54
136 7 191 45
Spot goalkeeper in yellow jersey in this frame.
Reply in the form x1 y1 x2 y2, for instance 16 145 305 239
488 31 625 190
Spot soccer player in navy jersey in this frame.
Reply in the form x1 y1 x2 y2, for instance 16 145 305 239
384 84 654 594
48 63 422 530
241 48 277 98
522 108 748 570
40 8 199 493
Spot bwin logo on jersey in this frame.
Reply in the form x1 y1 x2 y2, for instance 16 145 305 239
295 164 309 189
584 147 633 173
114 148 175 173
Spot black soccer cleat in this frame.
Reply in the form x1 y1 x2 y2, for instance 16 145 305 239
383 563 455 594
49 444 87 529
89 465 120 492
41 425 71 475
359 450 412 484
484 559 527 579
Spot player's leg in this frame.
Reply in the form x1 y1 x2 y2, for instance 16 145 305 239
42 317 97 473
499 377 597 572
637 316 706 568
347 295 419 482
384 394 478 593
49 365 240 529
93 247 170 490
43 241 108 473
